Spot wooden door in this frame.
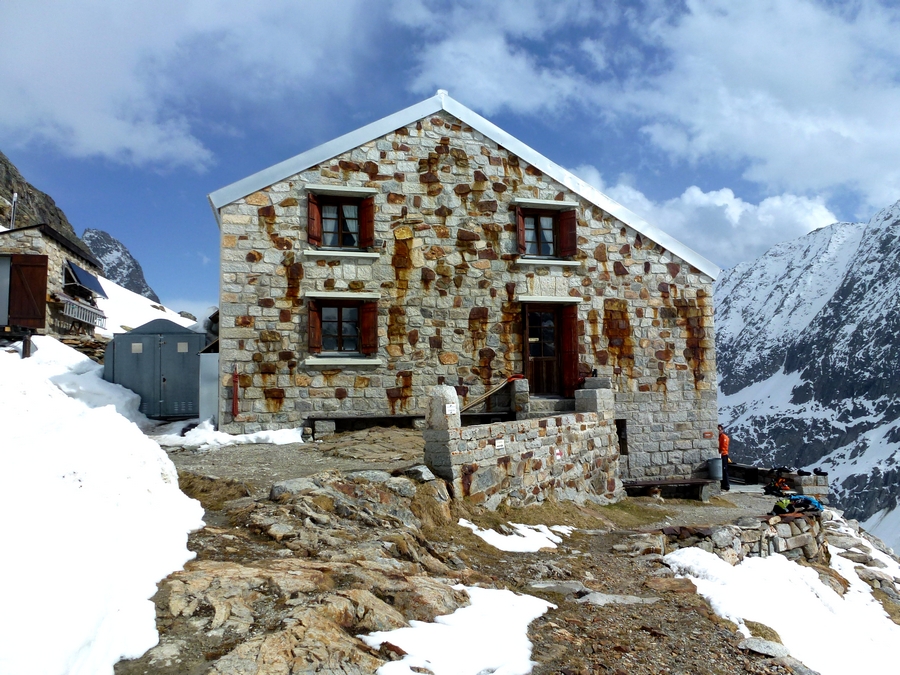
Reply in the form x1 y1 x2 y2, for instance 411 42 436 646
526 306 560 395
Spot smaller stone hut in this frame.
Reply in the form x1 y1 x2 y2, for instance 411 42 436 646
0 223 107 336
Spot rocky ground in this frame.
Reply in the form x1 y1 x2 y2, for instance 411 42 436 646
116 428 820 675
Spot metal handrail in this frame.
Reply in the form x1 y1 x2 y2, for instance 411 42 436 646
61 298 107 328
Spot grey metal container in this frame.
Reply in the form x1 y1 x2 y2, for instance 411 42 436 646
104 318 206 419
707 457 723 481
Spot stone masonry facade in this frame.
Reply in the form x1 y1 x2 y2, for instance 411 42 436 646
423 384 623 508
217 110 718 479
0 225 103 336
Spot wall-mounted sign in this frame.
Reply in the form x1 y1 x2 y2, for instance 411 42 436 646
495 439 505 449
445 403 458 415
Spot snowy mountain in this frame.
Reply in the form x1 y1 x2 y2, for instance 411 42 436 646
82 228 160 302
716 199 900 551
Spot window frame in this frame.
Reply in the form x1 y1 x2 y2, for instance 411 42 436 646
308 299 378 356
515 206 577 258
307 190 375 250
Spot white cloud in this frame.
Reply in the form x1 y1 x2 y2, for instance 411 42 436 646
0 0 377 169
571 164 837 269
395 0 600 115
606 0 900 211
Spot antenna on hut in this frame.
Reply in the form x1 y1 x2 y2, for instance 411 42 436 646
9 192 17 229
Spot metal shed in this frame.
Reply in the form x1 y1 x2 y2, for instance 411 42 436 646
103 318 206 419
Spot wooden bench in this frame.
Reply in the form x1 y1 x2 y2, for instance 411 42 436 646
623 478 715 502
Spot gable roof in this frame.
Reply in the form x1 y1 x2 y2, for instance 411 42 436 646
208 91 719 279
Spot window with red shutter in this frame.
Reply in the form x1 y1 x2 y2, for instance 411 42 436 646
518 209 579 258
307 193 322 247
560 304 579 397
516 206 526 254
308 300 378 355
307 300 322 353
558 210 577 257
360 302 378 354
359 196 375 248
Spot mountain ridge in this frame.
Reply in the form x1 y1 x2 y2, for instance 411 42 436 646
716 199 900 550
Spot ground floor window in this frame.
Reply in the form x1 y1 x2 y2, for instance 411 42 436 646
308 300 377 355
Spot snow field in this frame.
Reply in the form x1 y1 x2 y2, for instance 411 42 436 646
0 337 204 675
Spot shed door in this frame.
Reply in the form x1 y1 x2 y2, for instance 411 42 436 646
114 336 161 417
8 254 48 329
159 336 201 417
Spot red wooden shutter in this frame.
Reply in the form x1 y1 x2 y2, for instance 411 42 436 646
359 196 375 248
307 192 322 247
307 300 322 353
516 206 526 254
8 254 48 329
360 302 378 355
558 210 577 257
560 304 579 397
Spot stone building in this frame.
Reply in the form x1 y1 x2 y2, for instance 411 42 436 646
0 223 107 336
209 91 721 480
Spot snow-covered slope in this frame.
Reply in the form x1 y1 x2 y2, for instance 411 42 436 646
716 199 900 551
96 276 195 336
82 228 160 302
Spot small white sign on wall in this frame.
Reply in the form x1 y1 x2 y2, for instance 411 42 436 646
177 342 189 353
131 343 143 354
495 439 505 449
445 403 458 415
555 448 563 459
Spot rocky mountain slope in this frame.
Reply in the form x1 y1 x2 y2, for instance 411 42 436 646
82 228 160 301
716 199 900 550
0 149 97 263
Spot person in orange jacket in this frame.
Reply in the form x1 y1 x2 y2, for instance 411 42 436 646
718 424 730 491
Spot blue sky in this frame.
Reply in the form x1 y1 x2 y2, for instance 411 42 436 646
2 0 900 318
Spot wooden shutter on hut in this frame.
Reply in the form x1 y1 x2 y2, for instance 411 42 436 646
360 302 378 355
359 196 375 248
558 210 577 257
560 304 579 397
307 300 322 353
8 254 48 329
307 193 322 247
515 206 526 254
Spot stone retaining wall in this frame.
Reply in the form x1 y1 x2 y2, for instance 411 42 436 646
644 512 827 565
423 384 624 509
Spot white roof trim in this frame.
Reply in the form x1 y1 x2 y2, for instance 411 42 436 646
305 183 378 197
209 91 720 279
511 198 579 210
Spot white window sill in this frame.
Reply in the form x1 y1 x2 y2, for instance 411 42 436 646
511 198 578 210
303 356 384 367
305 183 379 197
516 257 581 267
517 295 585 304
305 290 381 300
302 249 380 260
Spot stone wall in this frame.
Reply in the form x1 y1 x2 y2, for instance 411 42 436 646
422 384 623 509
0 226 102 336
624 511 828 565
217 110 718 479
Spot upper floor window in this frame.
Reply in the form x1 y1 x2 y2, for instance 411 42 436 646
307 192 375 250
516 207 577 258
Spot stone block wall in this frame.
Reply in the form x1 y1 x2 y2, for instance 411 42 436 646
216 110 718 479
0 227 102 336
422 385 623 509
653 512 827 565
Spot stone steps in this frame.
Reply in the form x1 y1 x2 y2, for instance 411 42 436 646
528 396 576 415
